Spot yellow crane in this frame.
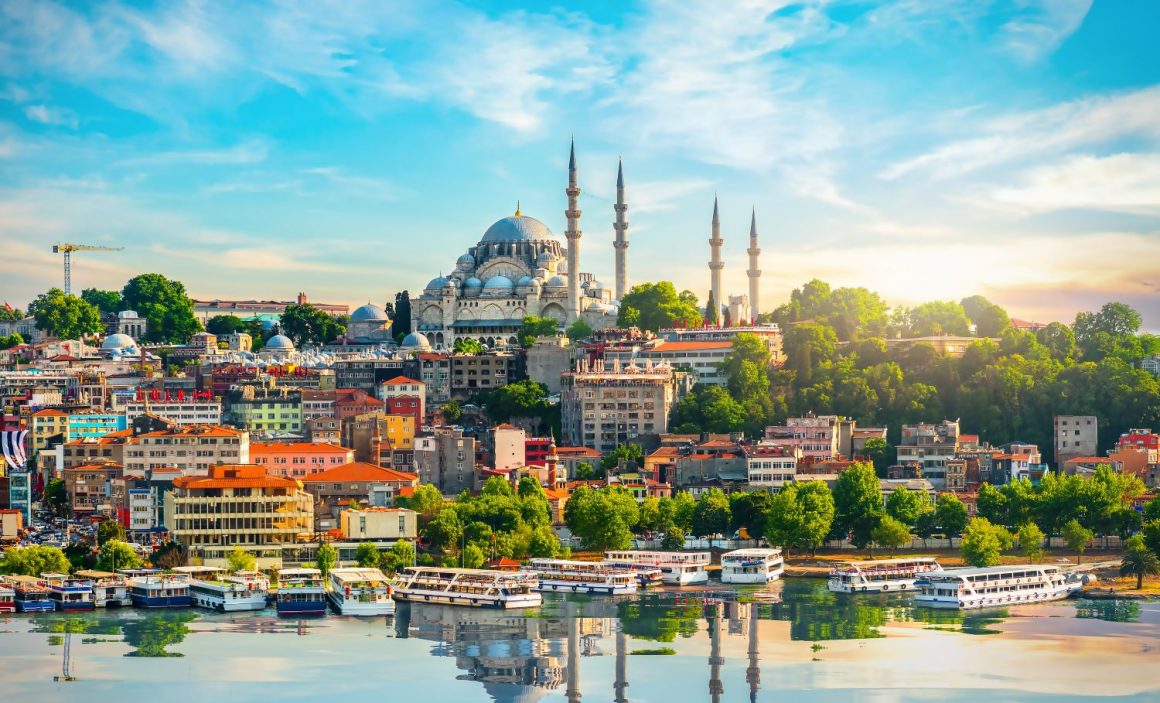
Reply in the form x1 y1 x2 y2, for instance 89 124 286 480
52 243 123 295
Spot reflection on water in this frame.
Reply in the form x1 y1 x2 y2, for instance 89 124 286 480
1074 598 1142 623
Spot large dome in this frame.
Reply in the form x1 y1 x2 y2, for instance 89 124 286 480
350 303 388 322
265 334 295 351
400 332 432 350
484 275 514 291
481 215 555 243
101 333 136 351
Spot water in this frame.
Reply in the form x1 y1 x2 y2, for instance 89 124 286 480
1 579 1157 702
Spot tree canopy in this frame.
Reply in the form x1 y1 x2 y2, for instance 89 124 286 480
206 314 248 335
121 273 202 343
617 282 701 332
279 303 346 346
81 288 124 315
29 288 104 339
518 316 560 347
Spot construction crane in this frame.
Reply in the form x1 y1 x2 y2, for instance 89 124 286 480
52 243 123 296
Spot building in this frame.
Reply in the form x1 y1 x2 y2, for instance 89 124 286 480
414 427 477 496
1054 415 1098 467
491 424 527 471
334 388 384 421
345 303 394 344
552 446 603 480
333 358 405 394
339 507 418 541
656 324 782 364
525 436 553 467
124 425 249 476
122 396 222 427
1116 429 1158 463
450 351 526 401
165 464 313 552
745 445 801 489
302 462 418 529
62 461 123 518
301 390 336 424
639 341 734 386
896 420 961 488
191 293 347 324
1140 355 1160 376
560 359 687 452
341 412 415 466
250 441 354 479
306 416 341 444
415 353 451 405
764 416 846 462
0 508 22 542
378 376 425 425
885 335 994 358
526 336 572 394
60 429 135 471
223 385 303 437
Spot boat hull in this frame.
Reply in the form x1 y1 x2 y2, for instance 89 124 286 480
327 593 396 616
662 570 708 586
54 600 96 611
130 594 192 608
0 603 14 613
722 566 784 584
916 583 1082 610
16 600 56 613
191 593 268 612
827 577 920 594
393 589 542 609
276 598 327 616
535 581 637 595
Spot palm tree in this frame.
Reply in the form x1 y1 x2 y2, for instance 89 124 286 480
1120 537 1160 590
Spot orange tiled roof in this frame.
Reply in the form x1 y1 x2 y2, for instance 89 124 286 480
251 442 351 454
301 461 418 484
64 462 124 472
555 446 602 458
381 376 422 385
648 446 681 458
33 409 68 417
136 424 243 438
65 429 134 446
173 465 300 490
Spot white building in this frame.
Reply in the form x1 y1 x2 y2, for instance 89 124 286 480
745 445 801 488
122 400 223 426
123 425 250 477
560 359 689 452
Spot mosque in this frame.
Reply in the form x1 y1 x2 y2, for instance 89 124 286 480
409 141 628 350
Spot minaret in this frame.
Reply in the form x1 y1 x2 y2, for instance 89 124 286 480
709 197 724 320
565 139 583 323
747 208 761 323
613 158 629 300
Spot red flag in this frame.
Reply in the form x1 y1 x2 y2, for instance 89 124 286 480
3 301 12 312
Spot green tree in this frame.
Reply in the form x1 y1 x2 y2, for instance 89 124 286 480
29 288 103 339
1036 322 1076 362
81 288 124 314
226 547 257 572
518 315 560 348
483 379 549 424
151 542 188 569
1062 518 1094 564
0 332 23 349
960 517 1013 567
661 525 686 550
564 485 640 551
729 491 774 538
402 484 445 522
669 492 696 532
279 303 345 346
862 437 890 472
601 443 645 473
0 545 71 575
960 295 1010 337
389 539 416 571
453 337 485 354
43 478 70 518
96 540 144 572
441 400 462 424
97 519 126 544
1074 301 1142 357
704 290 718 325
899 300 971 337
637 496 664 534
392 291 412 341
885 486 924 527
462 543 486 568
832 462 883 548
871 515 911 557
424 507 463 552
315 543 339 576
616 282 701 332
205 314 247 335
915 510 938 548
1120 535 1160 590
566 318 593 340
573 461 597 481
355 542 380 568
935 493 969 547
1144 497 1160 524
1016 522 1045 564
691 488 731 539
122 273 202 343
975 483 1008 526
765 481 834 556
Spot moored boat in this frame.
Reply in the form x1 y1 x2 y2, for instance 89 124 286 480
603 550 711 585
40 572 96 611
0 582 14 612
393 566 542 609
175 566 268 612
720 548 784 584
915 564 1085 609
3 575 55 612
525 558 638 595
827 557 942 594
276 568 328 616
123 568 192 608
75 570 130 607
327 567 395 616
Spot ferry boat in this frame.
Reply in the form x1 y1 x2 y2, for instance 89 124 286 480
0 582 14 613
174 566 268 612
123 568 192 608
915 564 1085 609
3 575 56 612
720 548 785 584
599 559 664 588
524 558 638 595
603 550 711 585
393 567 542 609
75 570 130 607
40 572 96 611
275 568 328 616
327 567 395 616
827 557 943 594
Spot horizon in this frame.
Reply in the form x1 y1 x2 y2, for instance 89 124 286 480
1 1 1158 330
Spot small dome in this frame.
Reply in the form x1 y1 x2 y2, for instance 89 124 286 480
426 276 449 291
484 275 514 291
101 333 136 351
400 332 432 350
481 215 556 243
516 275 534 287
265 334 295 351
464 277 483 288
117 310 139 319
546 275 567 288
589 280 605 290
456 252 475 269
536 251 553 265
350 303 388 322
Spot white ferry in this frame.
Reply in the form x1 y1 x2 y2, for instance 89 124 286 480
276 568 328 616
524 558 638 595
174 566 268 612
720 548 784 584
40 572 96 611
915 564 1086 609
393 567 542 609
827 557 943 594
75 570 130 607
123 569 192 608
603 550 711 585
0 582 13 613
3 575 55 612
327 567 396 616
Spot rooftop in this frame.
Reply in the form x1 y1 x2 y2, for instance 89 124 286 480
301 461 418 484
251 441 351 454
172 464 301 490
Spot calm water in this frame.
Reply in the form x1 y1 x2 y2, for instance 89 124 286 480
1 579 1157 702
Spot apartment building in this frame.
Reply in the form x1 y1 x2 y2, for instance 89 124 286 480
560 359 687 452
1054 415 1098 466
450 351 525 401
63 461 123 518
896 420 961 488
223 385 303 437
414 427 476 496
123 425 249 476
123 399 222 426
378 376 425 425
250 441 354 479
745 445 802 489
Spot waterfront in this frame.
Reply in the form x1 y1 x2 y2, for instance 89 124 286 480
0 579 1157 702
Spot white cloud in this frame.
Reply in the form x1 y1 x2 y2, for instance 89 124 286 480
989 152 1160 215
998 0 1092 63
116 139 271 166
23 103 78 128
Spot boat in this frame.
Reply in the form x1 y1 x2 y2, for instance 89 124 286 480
3 575 56 612
393 566 542 609
327 567 395 616
915 564 1085 609
603 550 711 585
524 558 639 595
123 568 192 608
75 570 130 607
275 568 328 616
40 572 96 611
720 548 784 584
827 557 942 594
0 582 14 613
174 566 268 612
598 559 664 588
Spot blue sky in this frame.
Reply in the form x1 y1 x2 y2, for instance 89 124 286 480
1 0 1158 327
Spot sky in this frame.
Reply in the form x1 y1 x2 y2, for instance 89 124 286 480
1 0 1158 328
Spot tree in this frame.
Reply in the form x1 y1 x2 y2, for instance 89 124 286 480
0 332 23 349
662 525 686 550
98 519 127 544
0 545 71 575
871 515 911 557
885 486 924 527
564 485 640 551
832 462 883 548
96 540 144 572
765 481 834 556
1016 522 1045 564
862 437 890 472
355 542 380 568
225 547 257 572
616 281 701 332
280 303 345 346
315 543 339 576
28 288 103 339
915 510 937 548
566 318 593 341
81 288 124 314
669 491 696 531
975 483 1008 527
43 478 70 518
392 291 412 342
899 300 971 337
122 273 201 343
453 337 484 354
388 539 416 571
1036 322 1076 362
1061 518 1094 564
934 493 969 547
424 507 463 552
729 491 774 538
960 295 1010 337
704 290 718 325
601 443 644 473
960 517 1013 567
691 488 731 539
462 543 486 568
205 315 247 335
573 461 596 481
151 541 187 568
483 379 550 425
1120 535 1160 590
518 315 560 348
441 400 462 424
